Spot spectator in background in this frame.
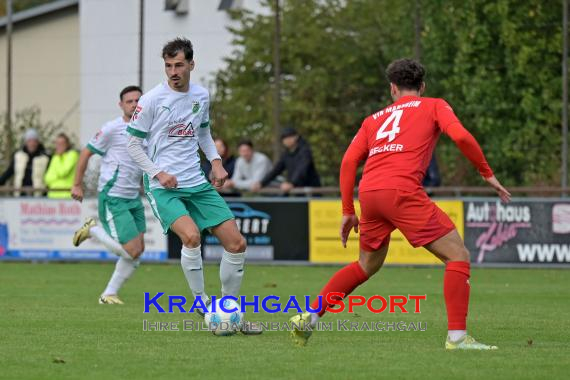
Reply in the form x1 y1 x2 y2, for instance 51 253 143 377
423 154 442 188
0 129 50 197
202 138 237 180
252 127 321 193
223 139 272 192
44 133 79 198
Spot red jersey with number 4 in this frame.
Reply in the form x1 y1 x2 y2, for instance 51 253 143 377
340 95 493 215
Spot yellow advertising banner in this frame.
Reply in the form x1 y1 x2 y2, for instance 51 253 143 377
309 199 464 264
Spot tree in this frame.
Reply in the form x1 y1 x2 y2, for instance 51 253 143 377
212 0 564 186
213 0 414 184
0 0 58 17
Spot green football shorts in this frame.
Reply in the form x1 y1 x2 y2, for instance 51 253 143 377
98 194 146 244
145 182 234 233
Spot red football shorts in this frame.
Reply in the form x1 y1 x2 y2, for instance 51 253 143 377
358 189 455 252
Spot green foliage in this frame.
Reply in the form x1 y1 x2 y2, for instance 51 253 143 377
423 0 563 186
212 0 414 184
0 0 59 16
212 0 565 186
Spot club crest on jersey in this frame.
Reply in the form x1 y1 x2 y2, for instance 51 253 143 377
192 101 200 114
168 120 195 138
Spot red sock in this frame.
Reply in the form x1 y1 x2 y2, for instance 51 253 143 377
444 261 470 330
310 261 369 317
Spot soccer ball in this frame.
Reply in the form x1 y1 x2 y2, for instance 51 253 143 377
204 298 243 336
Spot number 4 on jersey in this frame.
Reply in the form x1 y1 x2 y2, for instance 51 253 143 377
376 109 403 142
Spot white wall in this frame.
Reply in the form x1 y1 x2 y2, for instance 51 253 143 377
80 0 264 144
79 0 139 144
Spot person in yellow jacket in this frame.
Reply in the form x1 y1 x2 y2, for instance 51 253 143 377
44 133 79 198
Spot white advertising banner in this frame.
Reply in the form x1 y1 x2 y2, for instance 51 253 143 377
0 198 167 261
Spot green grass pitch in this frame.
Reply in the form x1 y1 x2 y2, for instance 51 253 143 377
0 262 568 379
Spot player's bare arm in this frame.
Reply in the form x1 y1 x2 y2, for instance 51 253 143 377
340 214 359 248
483 175 511 203
71 148 94 202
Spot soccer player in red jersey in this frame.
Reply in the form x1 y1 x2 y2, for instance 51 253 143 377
290 59 511 349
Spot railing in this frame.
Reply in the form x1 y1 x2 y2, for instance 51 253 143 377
0 186 568 197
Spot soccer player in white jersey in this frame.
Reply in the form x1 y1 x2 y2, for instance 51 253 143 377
126 38 260 334
71 86 146 305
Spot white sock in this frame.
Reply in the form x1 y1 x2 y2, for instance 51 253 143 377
448 330 467 342
90 225 131 259
309 313 319 328
181 245 209 302
102 257 140 296
220 250 245 298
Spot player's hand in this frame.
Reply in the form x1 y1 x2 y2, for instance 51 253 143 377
280 182 294 192
340 214 359 248
210 160 228 189
71 184 84 202
484 175 511 203
223 179 234 189
251 182 262 192
156 171 178 189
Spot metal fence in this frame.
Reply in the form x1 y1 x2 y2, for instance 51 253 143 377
0 186 568 198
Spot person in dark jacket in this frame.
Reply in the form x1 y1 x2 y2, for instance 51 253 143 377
252 127 321 193
0 129 50 197
201 138 237 180
423 154 442 187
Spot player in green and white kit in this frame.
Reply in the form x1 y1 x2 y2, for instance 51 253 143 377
126 38 259 334
72 86 146 305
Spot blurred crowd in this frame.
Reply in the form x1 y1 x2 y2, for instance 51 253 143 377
0 129 78 198
0 126 331 198
0 126 441 198
202 127 322 196
0 123 441 198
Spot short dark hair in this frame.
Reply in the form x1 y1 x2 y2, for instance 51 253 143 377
119 85 142 101
162 37 194 61
386 59 425 91
280 127 298 140
238 139 253 149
